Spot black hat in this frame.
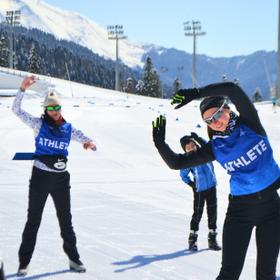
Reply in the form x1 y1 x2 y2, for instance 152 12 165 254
180 135 195 151
200 96 226 116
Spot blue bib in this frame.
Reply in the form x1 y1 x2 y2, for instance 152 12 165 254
211 123 280 195
35 120 72 157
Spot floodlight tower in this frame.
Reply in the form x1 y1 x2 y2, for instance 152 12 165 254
184 20 206 87
107 25 127 91
6 10 21 69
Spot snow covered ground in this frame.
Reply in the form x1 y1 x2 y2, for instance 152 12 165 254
0 74 279 279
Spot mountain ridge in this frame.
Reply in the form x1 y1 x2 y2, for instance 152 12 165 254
0 0 276 99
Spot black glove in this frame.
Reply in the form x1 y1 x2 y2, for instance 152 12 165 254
190 132 199 139
190 131 207 146
152 115 166 147
170 88 199 109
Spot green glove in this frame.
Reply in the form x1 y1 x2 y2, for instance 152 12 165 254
171 88 199 109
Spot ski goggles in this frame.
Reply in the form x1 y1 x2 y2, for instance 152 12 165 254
203 100 226 125
45 105 62 111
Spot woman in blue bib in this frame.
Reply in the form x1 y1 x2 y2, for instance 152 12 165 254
152 82 280 280
12 76 96 276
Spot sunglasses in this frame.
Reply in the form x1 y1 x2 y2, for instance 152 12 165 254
203 100 226 125
46 105 62 111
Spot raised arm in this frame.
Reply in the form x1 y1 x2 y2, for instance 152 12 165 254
198 82 265 134
172 82 266 136
152 115 215 170
157 142 215 170
12 76 41 132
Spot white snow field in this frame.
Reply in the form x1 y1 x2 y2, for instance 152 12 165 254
0 72 280 280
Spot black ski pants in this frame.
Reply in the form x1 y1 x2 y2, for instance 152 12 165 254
216 185 280 280
190 186 217 232
18 167 80 266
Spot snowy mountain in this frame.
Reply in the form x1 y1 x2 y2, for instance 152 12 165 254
0 0 145 68
144 47 276 99
0 0 276 99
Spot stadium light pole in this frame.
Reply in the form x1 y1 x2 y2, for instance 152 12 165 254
177 65 184 80
184 20 206 88
277 0 280 99
160 66 168 98
107 25 127 91
6 10 21 69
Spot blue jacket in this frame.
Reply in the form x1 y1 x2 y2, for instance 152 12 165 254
180 162 216 192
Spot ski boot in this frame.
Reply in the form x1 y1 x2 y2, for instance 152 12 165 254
208 231 221 251
69 259 86 273
17 263 29 277
188 232 198 252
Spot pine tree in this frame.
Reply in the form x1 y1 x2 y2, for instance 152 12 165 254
172 77 181 95
135 80 144 94
142 57 162 98
28 43 40 74
0 35 9 67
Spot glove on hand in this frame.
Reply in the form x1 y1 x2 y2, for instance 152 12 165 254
190 132 199 139
152 115 166 146
170 88 199 109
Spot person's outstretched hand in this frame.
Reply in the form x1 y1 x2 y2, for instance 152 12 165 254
170 88 199 109
83 141 97 151
152 115 166 147
20 76 37 92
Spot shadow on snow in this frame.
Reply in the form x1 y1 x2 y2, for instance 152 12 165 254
6 269 72 279
112 248 208 273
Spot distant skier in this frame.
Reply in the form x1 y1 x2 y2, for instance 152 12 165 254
179 132 221 252
12 76 96 276
272 96 278 113
153 82 280 280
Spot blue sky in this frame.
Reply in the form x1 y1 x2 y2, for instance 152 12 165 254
44 0 278 58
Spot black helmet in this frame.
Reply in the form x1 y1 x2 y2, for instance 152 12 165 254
200 96 226 116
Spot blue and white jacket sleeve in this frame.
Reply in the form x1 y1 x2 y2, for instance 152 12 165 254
71 126 95 144
180 168 193 185
12 89 42 134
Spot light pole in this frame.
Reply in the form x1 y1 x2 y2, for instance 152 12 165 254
177 65 184 81
184 20 206 88
107 25 127 91
6 10 21 69
159 66 168 98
